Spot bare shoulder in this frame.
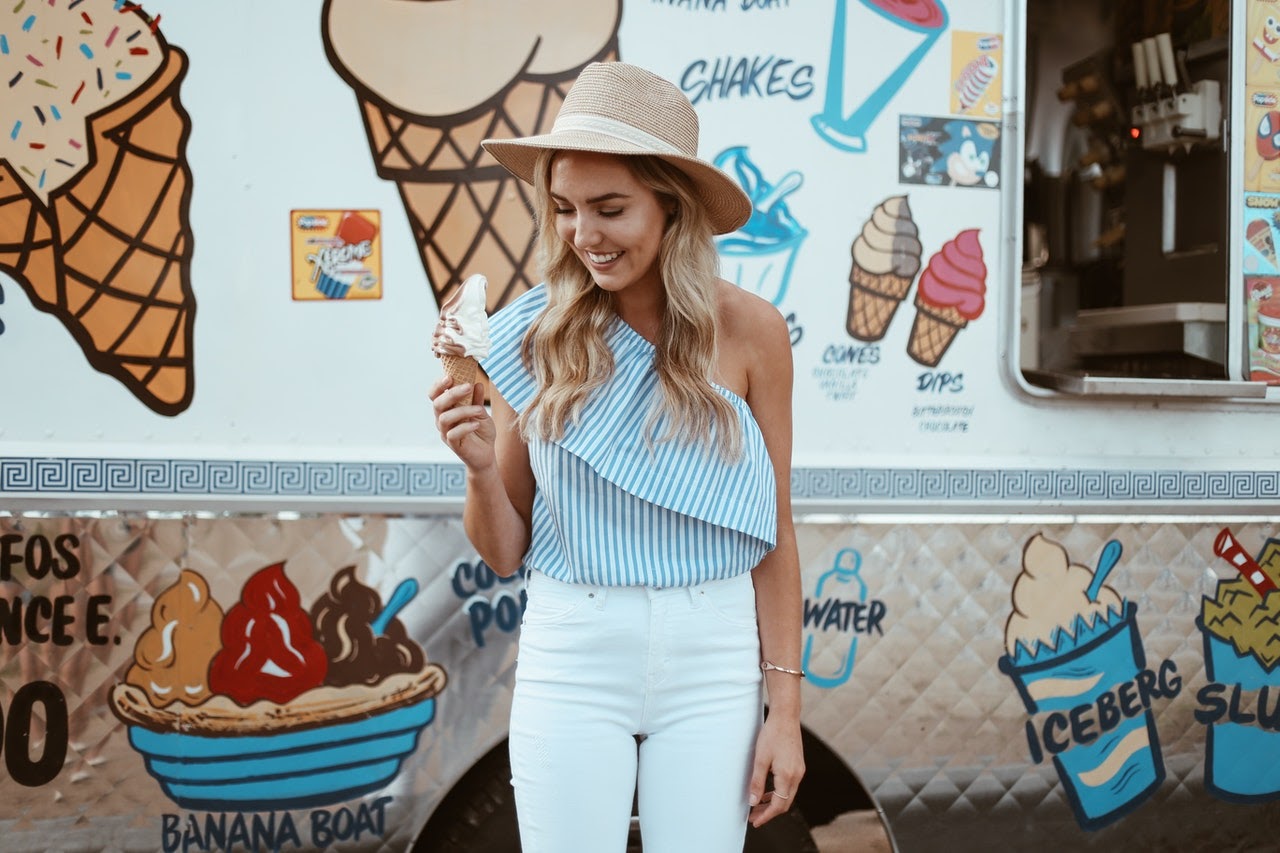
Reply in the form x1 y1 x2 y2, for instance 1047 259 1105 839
717 280 791 360
715 280 792 401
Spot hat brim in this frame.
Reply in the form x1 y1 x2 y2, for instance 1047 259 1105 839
482 132 752 235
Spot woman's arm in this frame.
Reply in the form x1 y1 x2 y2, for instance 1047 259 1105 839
737 298 805 827
431 379 534 576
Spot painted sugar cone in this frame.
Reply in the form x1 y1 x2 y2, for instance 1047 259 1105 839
906 300 967 367
0 47 196 415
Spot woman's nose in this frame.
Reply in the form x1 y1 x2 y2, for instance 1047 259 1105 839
573 218 599 248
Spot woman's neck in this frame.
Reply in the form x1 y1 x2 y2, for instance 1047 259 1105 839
611 285 665 344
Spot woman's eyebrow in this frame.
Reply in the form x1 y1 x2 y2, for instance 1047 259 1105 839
550 191 631 204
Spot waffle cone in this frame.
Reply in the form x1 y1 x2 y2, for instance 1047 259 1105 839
906 300 967 367
0 47 195 415
353 46 616 317
440 353 478 387
847 266 913 341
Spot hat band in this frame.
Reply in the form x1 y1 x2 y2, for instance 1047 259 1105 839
550 114 687 157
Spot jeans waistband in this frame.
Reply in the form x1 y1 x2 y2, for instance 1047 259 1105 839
527 569 753 607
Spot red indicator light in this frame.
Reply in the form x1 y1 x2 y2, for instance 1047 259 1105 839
1130 126 1141 139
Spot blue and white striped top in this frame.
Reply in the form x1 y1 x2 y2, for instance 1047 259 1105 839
481 285 777 588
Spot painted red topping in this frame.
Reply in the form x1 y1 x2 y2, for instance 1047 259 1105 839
866 0 946 30
208 563 329 706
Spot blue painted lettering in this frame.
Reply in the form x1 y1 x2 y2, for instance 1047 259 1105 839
822 343 879 365
1023 662 1181 761
311 797 392 847
465 589 526 647
681 56 814 106
916 372 964 393
162 811 302 853
802 597 886 635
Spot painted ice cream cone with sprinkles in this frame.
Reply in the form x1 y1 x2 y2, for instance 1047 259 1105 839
321 0 620 316
0 0 195 415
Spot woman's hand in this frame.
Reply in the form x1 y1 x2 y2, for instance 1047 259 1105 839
747 712 805 828
429 377 495 470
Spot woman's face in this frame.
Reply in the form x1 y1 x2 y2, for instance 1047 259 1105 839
549 151 671 298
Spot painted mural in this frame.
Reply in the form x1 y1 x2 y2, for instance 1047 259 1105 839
0 0 195 415
109 562 445 815
1000 535 1171 831
320 0 622 316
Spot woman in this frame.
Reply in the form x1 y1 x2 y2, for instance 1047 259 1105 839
430 61 804 852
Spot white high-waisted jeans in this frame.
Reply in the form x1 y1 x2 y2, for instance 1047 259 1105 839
510 569 763 853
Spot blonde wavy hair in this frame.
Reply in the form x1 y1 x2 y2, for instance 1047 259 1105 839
517 151 743 460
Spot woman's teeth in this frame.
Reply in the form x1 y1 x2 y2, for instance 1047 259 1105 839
588 251 621 263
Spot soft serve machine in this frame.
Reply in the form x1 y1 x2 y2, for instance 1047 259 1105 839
1021 0 1239 393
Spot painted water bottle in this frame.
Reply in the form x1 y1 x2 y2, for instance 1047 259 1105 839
802 548 866 688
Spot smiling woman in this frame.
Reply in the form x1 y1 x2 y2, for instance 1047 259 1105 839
428 61 805 852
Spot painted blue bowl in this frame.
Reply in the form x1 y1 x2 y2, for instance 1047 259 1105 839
126 697 436 812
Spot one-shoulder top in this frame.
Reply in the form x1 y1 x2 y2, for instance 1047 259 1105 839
480 285 777 587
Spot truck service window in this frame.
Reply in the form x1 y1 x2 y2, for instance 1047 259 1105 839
1018 1 1262 398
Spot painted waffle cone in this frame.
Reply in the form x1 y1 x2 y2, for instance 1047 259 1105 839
906 300 967 367
353 45 616 316
1 47 196 415
847 267 913 342
0 165 57 315
440 353 479 387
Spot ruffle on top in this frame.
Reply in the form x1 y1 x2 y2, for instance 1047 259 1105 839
481 286 777 553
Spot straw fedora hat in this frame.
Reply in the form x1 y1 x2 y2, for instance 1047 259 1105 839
482 62 752 234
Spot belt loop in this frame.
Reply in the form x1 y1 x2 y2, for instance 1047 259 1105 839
594 586 607 610
688 584 703 609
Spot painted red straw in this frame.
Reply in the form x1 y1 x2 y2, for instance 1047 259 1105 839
1214 527 1277 597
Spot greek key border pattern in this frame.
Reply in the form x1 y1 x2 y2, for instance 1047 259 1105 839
0 458 1275 502
789 468 1280 503
0 458 467 498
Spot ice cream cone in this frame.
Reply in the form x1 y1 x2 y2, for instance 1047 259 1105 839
845 196 922 342
358 66 603 316
847 268 913 341
440 353 479 387
0 47 195 415
323 0 619 314
1249 220 1278 265
907 300 967 367
0 169 57 305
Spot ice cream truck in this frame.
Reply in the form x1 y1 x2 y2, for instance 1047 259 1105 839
7 0 1280 850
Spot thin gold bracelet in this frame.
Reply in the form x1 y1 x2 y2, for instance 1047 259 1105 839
760 660 805 677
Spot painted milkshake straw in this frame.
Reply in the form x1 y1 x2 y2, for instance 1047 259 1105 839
371 578 420 636
755 172 803 214
1213 527 1277 597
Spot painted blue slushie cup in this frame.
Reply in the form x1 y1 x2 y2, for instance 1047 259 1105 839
1199 529 1280 802
1001 603 1163 830
1001 536 1163 830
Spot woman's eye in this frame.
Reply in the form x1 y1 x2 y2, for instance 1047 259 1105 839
553 207 572 215
599 208 623 218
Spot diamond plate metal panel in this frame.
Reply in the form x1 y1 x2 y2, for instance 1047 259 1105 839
0 513 513 853
796 518 1280 852
5 513 1280 851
